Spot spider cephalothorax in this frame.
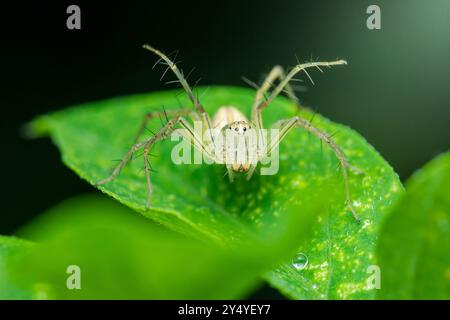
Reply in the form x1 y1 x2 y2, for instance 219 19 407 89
96 45 362 222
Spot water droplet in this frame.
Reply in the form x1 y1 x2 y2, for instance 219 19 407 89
292 253 308 270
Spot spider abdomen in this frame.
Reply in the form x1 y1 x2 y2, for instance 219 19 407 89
212 106 248 130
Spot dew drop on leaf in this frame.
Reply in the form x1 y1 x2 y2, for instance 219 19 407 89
292 253 308 270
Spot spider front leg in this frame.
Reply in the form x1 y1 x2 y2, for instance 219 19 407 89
268 115 362 222
142 44 216 147
253 65 299 112
251 59 347 131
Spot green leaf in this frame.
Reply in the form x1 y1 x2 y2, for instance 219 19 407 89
11 194 302 299
0 236 33 299
29 86 403 299
377 152 450 299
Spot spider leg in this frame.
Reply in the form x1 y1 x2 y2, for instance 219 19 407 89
226 165 235 183
95 139 149 187
97 114 218 208
245 164 257 181
253 65 299 112
251 59 347 131
177 117 222 164
267 115 362 222
96 115 181 186
143 145 153 208
143 45 216 146
143 45 204 114
139 116 183 208
133 108 198 144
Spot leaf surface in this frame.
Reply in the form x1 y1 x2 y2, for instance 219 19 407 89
0 236 33 299
377 152 450 299
29 86 403 299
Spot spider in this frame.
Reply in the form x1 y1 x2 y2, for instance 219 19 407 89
96 45 362 222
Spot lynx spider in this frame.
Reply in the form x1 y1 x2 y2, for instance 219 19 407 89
96 45 362 222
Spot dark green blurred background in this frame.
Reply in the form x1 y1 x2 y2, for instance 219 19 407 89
1 0 449 234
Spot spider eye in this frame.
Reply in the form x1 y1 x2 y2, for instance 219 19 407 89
235 128 239 132
243 127 247 132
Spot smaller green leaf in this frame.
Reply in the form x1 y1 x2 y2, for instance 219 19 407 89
377 152 450 299
9 193 325 299
0 236 33 299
